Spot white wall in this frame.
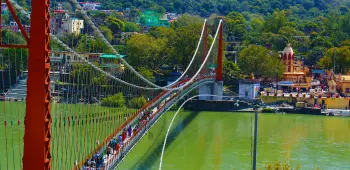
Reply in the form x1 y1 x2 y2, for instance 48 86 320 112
239 83 260 99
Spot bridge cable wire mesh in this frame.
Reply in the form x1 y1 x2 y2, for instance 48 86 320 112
8 0 209 91
0 21 27 170
1 1 221 169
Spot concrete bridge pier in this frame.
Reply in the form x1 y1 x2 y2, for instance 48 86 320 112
212 81 223 100
199 81 223 101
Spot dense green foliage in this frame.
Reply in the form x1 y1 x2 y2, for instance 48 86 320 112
42 0 350 93
101 92 126 107
128 96 147 108
105 16 125 34
124 21 141 32
99 25 114 42
223 59 240 92
0 30 27 71
126 15 203 76
54 0 350 17
238 45 284 79
318 44 350 73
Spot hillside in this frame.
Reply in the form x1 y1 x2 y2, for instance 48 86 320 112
78 0 350 17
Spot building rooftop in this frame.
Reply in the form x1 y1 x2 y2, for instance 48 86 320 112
100 54 125 59
282 43 294 56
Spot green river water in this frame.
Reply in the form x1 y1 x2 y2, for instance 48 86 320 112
117 111 350 170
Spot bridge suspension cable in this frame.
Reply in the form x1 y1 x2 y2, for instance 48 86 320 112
1 1 223 169
10 0 213 91
69 0 209 89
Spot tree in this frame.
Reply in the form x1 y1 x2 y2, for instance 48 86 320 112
105 16 125 34
149 27 175 39
305 47 326 66
264 10 290 33
225 12 247 38
169 23 203 70
311 36 333 48
113 45 126 54
1 30 27 71
123 21 141 32
302 0 315 10
126 34 167 72
318 46 350 73
139 67 155 82
90 11 107 27
99 25 113 42
223 59 240 92
250 16 265 33
101 93 125 107
128 96 147 108
238 45 284 78
62 2 73 12
151 4 166 14
59 33 82 48
340 40 350 47
173 14 204 28
260 32 289 50
76 35 112 53
278 26 304 39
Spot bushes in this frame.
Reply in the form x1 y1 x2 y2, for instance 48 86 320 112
264 161 300 170
261 108 276 113
128 96 147 108
101 93 125 107
263 160 320 170
101 94 148 108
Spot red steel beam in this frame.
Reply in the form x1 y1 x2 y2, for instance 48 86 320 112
23 0 51 169
216 22 223 81
0 44 28 48
4 0 30 43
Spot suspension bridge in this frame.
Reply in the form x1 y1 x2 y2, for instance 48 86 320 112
0 0 225 169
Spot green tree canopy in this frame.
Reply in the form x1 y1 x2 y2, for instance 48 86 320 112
318 46 350 73
101 93 125 107
99 25 113 42
223 59 240 92
105 16 125 34
123 21 141 32
169 23 203 70
225 12 247 38
126 34 167 72
238 45 284 78
1 30 27 71
172 14 204 28
128 96 147 108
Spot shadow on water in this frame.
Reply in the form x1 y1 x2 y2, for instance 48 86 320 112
130 111 200 170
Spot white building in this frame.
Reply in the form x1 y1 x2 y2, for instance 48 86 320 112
62 16 84 36
79 2 101 10
239 79 260 100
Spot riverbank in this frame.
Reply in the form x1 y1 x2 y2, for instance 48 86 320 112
184 100 350 117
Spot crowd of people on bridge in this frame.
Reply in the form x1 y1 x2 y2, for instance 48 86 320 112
80 87 179 169
82 109 155 170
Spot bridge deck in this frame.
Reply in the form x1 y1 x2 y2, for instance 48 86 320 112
78 77 215 170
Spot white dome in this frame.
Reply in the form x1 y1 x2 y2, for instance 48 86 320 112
282 44 294 56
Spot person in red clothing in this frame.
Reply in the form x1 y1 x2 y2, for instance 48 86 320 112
115 143 120 151
122 129 127 141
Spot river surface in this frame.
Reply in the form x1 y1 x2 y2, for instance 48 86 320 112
117 111 350 170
